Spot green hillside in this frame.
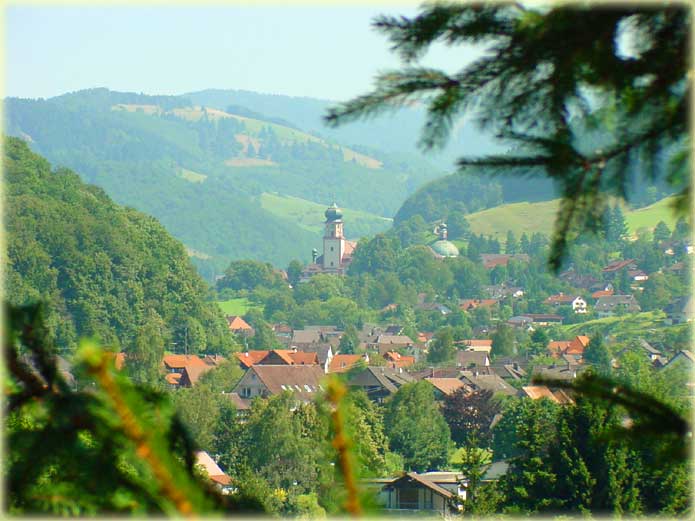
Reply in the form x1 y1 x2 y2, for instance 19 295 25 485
259 192 392 239
624 196 679 232
465 197 679 239
6 88 448 277
4 136 234 355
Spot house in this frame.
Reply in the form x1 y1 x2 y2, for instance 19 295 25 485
484 284 524 299
347 366 414 403
458 339 493 353
591 288 614 300
178 363 215 387
232 365 325 402
375 334 416 356
455 351 490 369
273 323 293 345
532 362 584 382
424 377 468 399
165 372 182 388
489 360 527 381
664 296 693 324
256 349 319 366
410 367 462 380
547 335 590 359
638 339 663 362
595 294 641 317
520 385 574 405
375 472 460 516
234 350 270 369
602 259 637 276
226 315 254 337
662 350 695 372
507 315 534 329
290 329 323 349
195 451 234 494
480 253 530 269
520 314 564 326
383 351 416 369
162 354 207 374
301 344 334 372
460 372 517 396
224 392 252 415
544 293 588 314
459 299 499 312
328 353 369 373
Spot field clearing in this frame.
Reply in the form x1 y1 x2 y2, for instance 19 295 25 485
260 192 392 236
342 148 382 169
560 311 668 339
178 167 207 183
467 200 559 239
466 196 679 239
225 158 277 167
624 196 679 232
216 298 261 316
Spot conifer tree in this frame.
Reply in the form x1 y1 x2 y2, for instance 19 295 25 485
326 3 689 271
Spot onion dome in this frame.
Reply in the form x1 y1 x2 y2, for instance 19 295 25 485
431 240 460 257
324 202 343 221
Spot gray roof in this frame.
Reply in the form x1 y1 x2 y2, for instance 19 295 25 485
348 366 414 393
456 351 489 368
595 294 641 311
461 373 516 395
291 329 322 345
376 334 414 345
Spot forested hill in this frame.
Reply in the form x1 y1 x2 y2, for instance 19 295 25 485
185 88 504 168
5 136 234 356
5 88 467 278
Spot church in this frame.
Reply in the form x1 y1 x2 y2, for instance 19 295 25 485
300 203 357 282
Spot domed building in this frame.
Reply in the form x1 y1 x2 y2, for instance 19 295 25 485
429 222 459 258
300 203 357 282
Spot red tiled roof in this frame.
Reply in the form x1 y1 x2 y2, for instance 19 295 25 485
289 351 319 365
592 289 614 299
521 385 560 403
547 341 572 357
566 335 590 355
227 315 253 331
602 259 635 273
165 373 182 385
180 364 214 387
328 354 366 373
460 339 493 347
162 354 206 370
425 377 466 396
234 350 269 368
545 293 575 304
383 351 416 368
459 299 498 311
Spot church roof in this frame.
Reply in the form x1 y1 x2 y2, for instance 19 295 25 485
430 240 459 257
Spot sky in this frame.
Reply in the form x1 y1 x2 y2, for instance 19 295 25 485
6 4 477 101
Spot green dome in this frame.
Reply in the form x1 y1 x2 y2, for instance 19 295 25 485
325 202 343 221
431 240 459 257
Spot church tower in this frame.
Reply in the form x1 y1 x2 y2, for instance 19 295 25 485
323 203 345 271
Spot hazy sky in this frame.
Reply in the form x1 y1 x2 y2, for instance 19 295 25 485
6 4 477 101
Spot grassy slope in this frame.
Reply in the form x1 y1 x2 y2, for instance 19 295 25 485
466 197 678 239
259 192 393 238
216 298 261 316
